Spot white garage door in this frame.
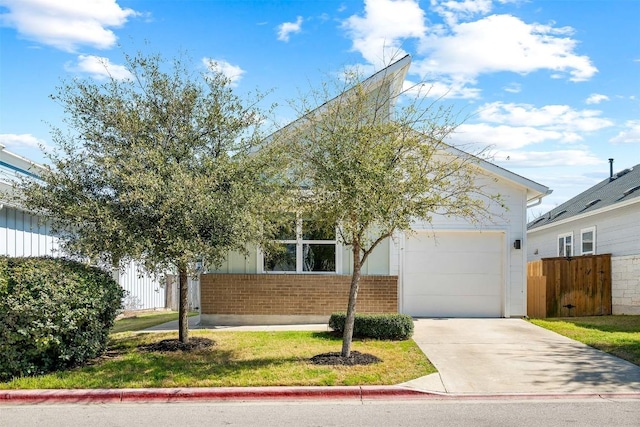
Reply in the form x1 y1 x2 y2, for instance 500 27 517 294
402 231 504 317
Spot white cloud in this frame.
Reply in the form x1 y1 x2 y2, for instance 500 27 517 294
402 79 481 99
432 0 493 26
342 0 426 66
585 93 609 105
503 83 521 94
476 102 614 132
610 120 640 144
446 102 614 152
203 58 245 86
66 55 132 80
0 0 137 52
492 149 602 168
415 14 597 84
342 2 597 98
0 133 46 150
450 123 568 150
277 16 303 42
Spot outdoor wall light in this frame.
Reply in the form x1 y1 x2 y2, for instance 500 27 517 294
513 239 521 250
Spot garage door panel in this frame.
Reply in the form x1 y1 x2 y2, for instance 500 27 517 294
403 295 502 318
404 251 502 275
406 233 502 253
403 231 504 318
403 274 501 296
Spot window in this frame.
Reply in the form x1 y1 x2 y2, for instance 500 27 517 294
264 218 337 273
580 227 596 255
558 233 573 257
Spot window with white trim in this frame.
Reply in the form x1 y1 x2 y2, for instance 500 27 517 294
264 218 337 273
580 227 596 255
557 232 573 257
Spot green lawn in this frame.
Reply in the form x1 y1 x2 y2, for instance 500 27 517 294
111 311 198 333
0 330 435 389
530 315 640 366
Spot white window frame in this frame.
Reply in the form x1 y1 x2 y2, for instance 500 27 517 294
261 219 339 274
557 232 573 257
580 226 596 255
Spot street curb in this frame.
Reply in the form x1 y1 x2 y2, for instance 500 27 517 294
0 386 439 404
2 387 639 405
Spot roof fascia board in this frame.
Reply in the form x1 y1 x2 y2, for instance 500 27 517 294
0 144 46 178
527 196 640 233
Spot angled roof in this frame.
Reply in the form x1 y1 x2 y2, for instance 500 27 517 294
528 163 640 230
268 55 549 200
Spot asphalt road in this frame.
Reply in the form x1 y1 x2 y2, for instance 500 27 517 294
1 397 639 427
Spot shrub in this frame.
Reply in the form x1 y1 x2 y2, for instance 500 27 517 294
0 257 124 381
329 312 414 340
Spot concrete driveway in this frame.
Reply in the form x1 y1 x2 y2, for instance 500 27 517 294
405 318 640 395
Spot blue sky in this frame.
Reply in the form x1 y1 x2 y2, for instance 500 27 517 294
1 0 639 216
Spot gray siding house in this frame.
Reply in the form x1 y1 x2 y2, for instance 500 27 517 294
527 161 640 314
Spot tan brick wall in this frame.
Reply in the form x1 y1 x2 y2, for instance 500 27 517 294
200 274 398 316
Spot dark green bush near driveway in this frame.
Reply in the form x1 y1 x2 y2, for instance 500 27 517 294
329 313 414 340
0 257 124 381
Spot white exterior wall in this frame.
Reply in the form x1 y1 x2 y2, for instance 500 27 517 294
0 206 58 256
118 261 166 310
611 255 640 315
0 205 165 311
528 201 640 260
391 172 531 317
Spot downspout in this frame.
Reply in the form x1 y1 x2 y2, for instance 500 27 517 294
526 189 553 209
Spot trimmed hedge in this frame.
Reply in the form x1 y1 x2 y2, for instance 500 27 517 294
0 257 124 381
329 312 414 340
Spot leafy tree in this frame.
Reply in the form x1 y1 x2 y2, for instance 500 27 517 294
277 56 504 357
16 52 279 343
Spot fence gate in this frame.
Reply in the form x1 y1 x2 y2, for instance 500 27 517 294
527 254 612 318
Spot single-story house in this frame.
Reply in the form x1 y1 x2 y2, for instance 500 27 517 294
0 144 168 311
527 160 640 314
200 56 550 325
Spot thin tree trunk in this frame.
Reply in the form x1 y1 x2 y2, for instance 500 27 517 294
341 243 362 357
178 266 189 344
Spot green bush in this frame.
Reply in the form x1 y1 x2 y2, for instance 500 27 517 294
0 257 124 381
329 312 414 340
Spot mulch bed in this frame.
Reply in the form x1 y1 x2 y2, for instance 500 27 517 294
309 351 381 366
138 337 215 352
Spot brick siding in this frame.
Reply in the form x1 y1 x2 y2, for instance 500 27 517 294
200 274 398 316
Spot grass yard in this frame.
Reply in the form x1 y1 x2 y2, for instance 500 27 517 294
111 311 198 333
0 330 435 389
530 315 640 366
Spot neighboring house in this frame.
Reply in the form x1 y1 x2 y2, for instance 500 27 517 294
527 161 640 314
200 56 551 325
0 144 167 311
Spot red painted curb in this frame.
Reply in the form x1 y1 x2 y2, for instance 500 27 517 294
0 386 435 404
3 387 637 405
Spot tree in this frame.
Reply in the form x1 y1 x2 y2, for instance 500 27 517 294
278 55 504 357
16 52 279 343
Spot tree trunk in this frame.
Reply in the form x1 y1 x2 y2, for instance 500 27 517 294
178 266 189 344
341 243 362 357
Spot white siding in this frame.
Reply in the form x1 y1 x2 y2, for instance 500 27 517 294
528 202 640 260
0 206 58 256
118 261 166 310
0 205 165 311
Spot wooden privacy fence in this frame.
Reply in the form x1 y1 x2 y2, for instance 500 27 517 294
527 254 611 318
